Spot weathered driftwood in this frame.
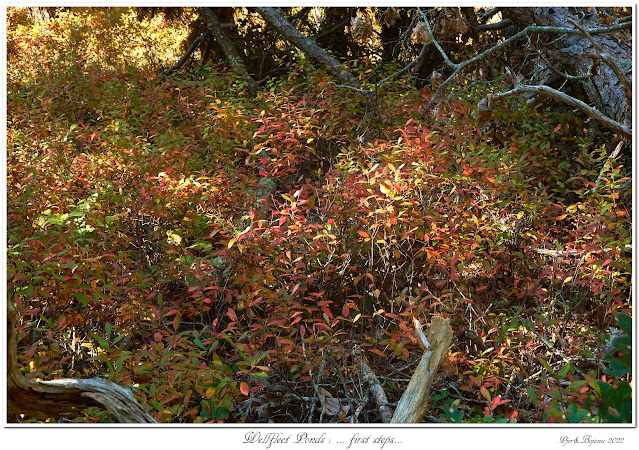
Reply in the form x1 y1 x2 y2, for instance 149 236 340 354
7 302 156 423
391 315 453 423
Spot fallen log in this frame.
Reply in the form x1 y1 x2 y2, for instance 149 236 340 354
7 302 156 423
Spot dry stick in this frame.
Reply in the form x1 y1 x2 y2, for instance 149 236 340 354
353 345 393 423
350 390 369 423
592 140 624 192
7 302 155 423
478 19 512 32
391 316 453 423
495 68 631 140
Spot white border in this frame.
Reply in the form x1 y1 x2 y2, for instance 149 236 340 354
2 3 637 450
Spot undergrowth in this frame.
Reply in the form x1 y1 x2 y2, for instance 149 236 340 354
7 7 632 423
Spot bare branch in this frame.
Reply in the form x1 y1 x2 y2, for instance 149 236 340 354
353 345 393 423
418 7 459 70
478 19 513 32
162 33 206 80
593 141 625 192
496 68 631 140
414 7 631 103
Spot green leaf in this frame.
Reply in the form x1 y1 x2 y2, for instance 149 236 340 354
194 338 206 350
74 292 91 307
90 332 110 351
527 388 538 406
112 333 127 346
115 352 133 371
557 363 572 380
615 313 631 336
151 399 164 413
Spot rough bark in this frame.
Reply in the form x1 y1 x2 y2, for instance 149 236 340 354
256 7 359 86
201 7 257 96
501 7 632 129
7 302 156 423
391 316 453 423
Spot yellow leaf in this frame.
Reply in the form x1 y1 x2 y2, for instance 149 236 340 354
239 225 251 236
228 238 237 248
353 313 361 323
380 183 391 195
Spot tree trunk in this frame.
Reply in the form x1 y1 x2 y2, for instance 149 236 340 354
201 7 257 96
256 7 359 86
7 302 156 423
502 7 632 129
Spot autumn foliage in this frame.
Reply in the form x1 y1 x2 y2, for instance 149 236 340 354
6 7 631 423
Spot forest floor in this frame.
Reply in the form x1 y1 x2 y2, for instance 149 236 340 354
6 8 632 423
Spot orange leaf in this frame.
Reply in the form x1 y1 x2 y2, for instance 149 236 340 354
357 230 370 239
240 382 249 396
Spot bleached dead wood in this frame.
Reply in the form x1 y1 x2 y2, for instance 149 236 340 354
391 315 453 423
7 302 156 423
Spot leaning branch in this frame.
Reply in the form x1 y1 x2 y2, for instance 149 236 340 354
201 7 257 96
256 7 359 87
162 33 207 80
495 69 631 140
391 316 453 423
